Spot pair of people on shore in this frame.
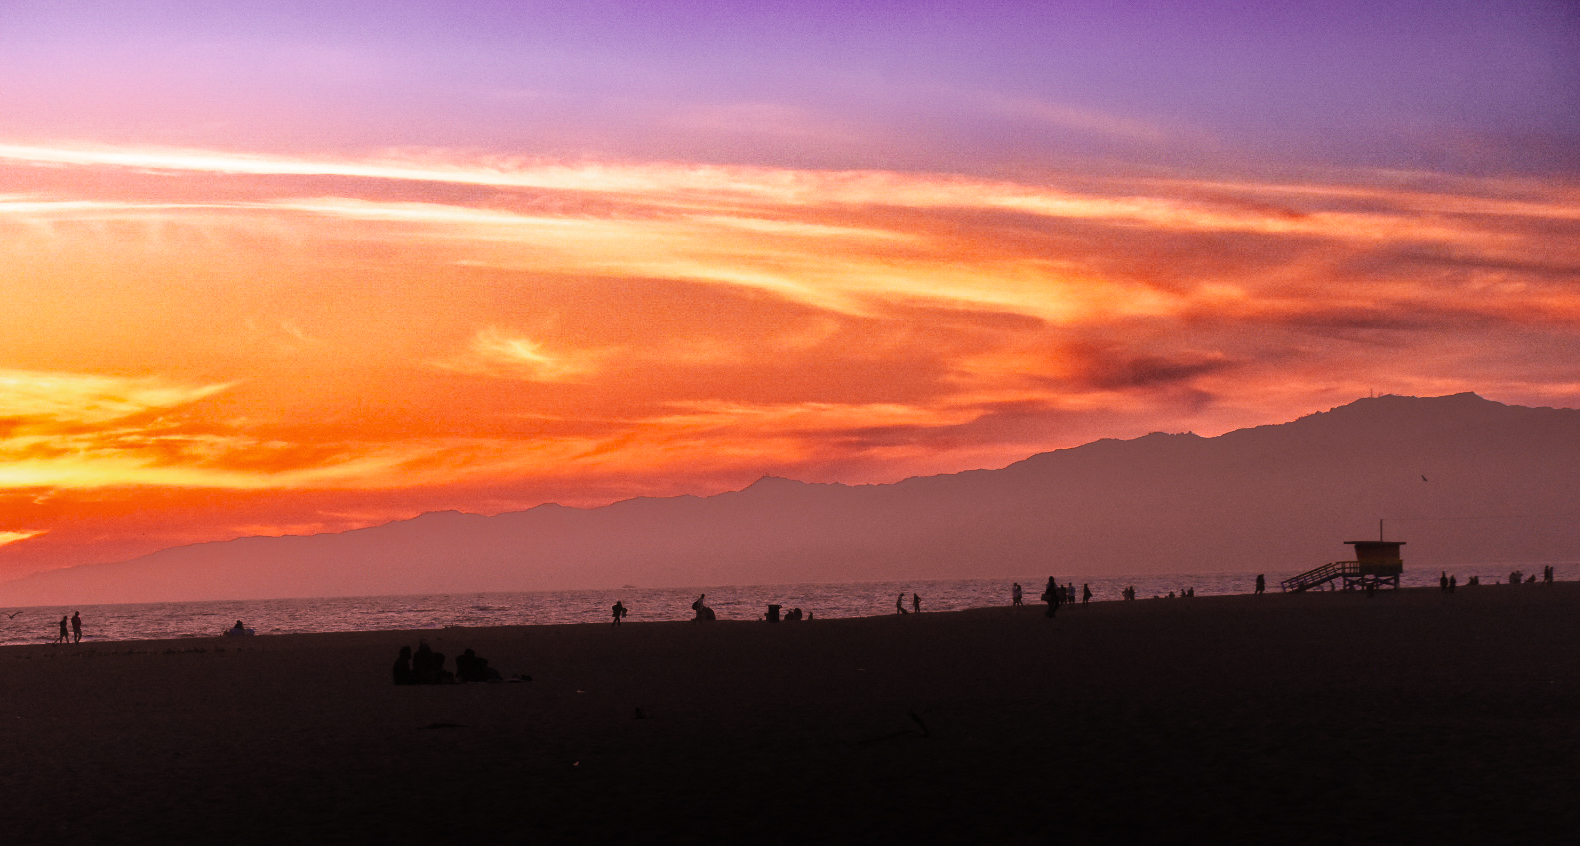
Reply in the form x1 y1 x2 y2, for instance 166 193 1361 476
54 612 82 644
895 592 920 614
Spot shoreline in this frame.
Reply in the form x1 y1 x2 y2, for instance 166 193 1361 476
6 584 1579 841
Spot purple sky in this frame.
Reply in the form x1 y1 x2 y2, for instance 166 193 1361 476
5 1 1576 173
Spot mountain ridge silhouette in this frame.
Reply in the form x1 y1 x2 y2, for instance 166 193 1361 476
4 392 1576 604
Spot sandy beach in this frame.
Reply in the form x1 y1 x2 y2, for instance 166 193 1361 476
4 584 1578 844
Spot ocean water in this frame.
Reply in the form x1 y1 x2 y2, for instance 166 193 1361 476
0 566 1565 647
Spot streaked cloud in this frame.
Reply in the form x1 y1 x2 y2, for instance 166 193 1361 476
0 369 232 426
0 530 44 548
0 139 1575 579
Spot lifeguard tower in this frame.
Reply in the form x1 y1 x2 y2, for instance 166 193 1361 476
1281 539 1404 593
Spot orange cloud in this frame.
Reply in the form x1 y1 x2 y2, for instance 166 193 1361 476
0 141 1576 577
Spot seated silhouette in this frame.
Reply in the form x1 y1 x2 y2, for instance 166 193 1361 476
692 594 716 621
411 640 454 684
455 648 502 683
393 645 414 685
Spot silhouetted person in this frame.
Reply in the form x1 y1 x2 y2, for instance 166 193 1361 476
56 615 69 644
1448 575 1457 593
232 620 246 634
1255 574 1265 595
1012 583 1023 606
413 640 451 684
456 648 501 683
692 594 715 621
912 593 921 613
393 645 414 685
612 600 627 626
70 611 82 643
767 604 782 623
692 595 715 621
1041 577 1060 617
896 592 908 615
1440 571 1449 592
1082 584 1092 606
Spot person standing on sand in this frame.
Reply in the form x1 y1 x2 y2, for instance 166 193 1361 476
70 611 82 643
912 593 921 613
1012 583 1023 606
1255 574 1265 595
56 615 69 644
612 600 627 626
1041 577 1060 618
1082 584 1092 606
896 593 908 615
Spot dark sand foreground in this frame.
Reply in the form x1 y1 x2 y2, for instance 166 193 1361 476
4 584 1579 844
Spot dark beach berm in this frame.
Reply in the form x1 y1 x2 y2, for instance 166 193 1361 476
2 584 1577 843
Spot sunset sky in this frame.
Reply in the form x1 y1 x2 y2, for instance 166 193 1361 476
2 1 1578 579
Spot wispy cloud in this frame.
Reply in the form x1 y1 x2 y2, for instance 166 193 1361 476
0 141 1576 575
433 328 602 383
0 369 232 426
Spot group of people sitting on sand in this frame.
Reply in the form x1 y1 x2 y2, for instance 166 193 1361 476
1508 566 1555 585
393 640 523 684
765 604 807 622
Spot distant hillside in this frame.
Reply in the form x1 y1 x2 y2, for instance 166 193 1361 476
4 393 1577 605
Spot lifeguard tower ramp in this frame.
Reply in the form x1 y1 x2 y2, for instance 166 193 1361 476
1281 540 1404 593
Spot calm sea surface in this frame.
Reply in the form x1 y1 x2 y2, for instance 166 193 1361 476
0 567 1564 647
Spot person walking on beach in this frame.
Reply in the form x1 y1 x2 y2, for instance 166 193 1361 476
896 592 908 615
611 600 627 626
1041 577 1060 618
70 611 82 643
1012 583 1023 606
1082 584 1092 606
1255 574 1265 595
912 593 921 613
56 615 69 644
